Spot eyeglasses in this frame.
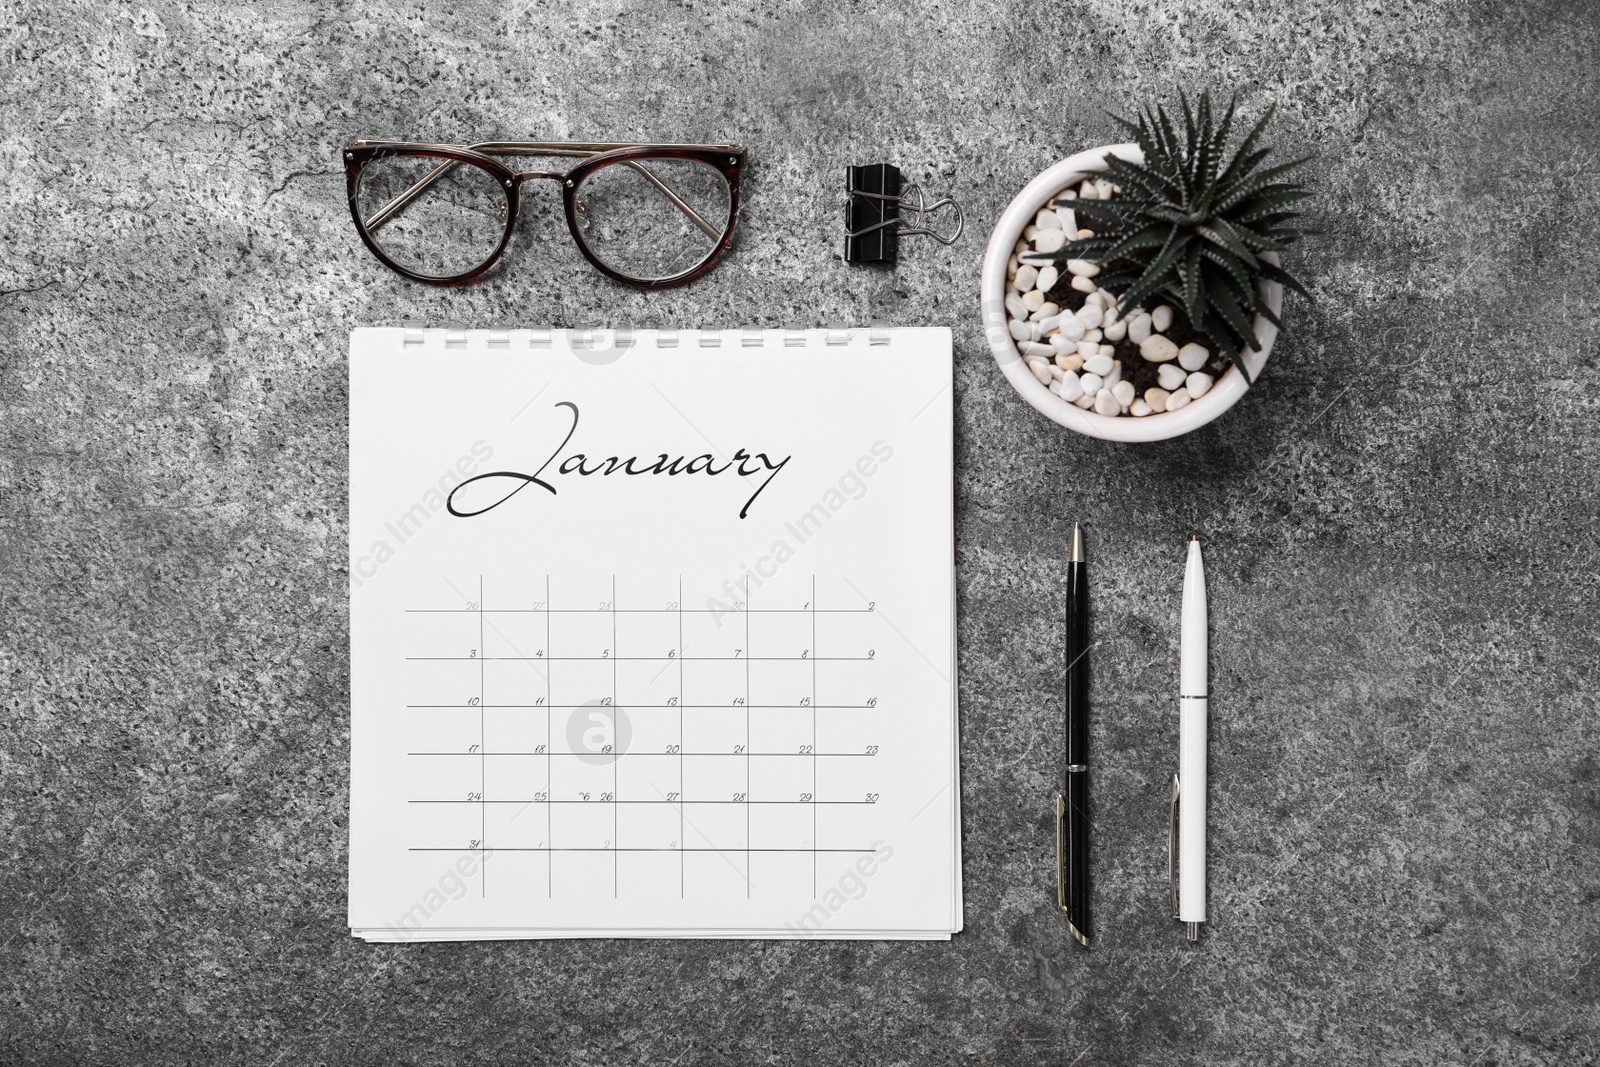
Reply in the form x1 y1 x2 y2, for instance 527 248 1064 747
343 141 745 289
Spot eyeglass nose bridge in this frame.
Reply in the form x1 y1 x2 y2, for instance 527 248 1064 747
512 171 586 221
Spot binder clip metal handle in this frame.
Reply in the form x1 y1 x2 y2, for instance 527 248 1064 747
843 163 964 265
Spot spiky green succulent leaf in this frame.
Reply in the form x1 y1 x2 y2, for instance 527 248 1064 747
1030 91 1314 383
1100 222 1170 264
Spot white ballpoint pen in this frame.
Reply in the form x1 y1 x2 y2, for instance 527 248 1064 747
1170 536 1208 942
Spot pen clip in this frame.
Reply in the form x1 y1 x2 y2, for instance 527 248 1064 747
1055 793 1069 915
1168 773 1181 920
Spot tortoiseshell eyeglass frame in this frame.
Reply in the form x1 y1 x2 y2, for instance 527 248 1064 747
342 140 745 289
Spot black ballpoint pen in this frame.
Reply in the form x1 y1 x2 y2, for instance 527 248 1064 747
1056 523 1090 946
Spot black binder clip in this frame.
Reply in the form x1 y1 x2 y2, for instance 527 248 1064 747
843 164 964 265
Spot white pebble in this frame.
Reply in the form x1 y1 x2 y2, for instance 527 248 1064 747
1076 340 1100 358
1079 179 1098 198
1093 389 1120 416
1177 343 1210 372
1186 372 1214 399
1056 315 1086 342
1075 304 1103 328
1094 178 1114 199
1035 209 1062 231
1079 372 1103 395
1020 340 1054 359
1076 228 1095 239
1009 319 1031 342
1152 305 1174 332
1024 225 1038 241
1036 265 1059 293
1033 229 1067 254
1070 274 1098 294
1103 319 1127 342
1103 359 1122 388
1074 394 1094 409
1056 189 1077 200
1130 399 1152 417
1082 328 1102 343
1023 289 1046 312
1083 353 1113 376
1128 313 1152 345
1050 364 1065 380
1066 258 1100 278
1102 306 1120 325
1005 293 1028 320
1054 351 1084 372
1030 301 1060 322
1112 380 1136 407
1140 334 1179 363
1166 388 1192 411
1056 208 1076 233
1099 344 1116 358
1057 371 1083 402
1157 363 1187 391
1029 321 1044 341
1144 387 1171 411
1007 256 1019 278
1028 358 1052 385
1013 265 1038 292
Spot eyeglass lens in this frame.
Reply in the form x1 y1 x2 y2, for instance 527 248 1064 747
573 158 732 282
356 155 509 280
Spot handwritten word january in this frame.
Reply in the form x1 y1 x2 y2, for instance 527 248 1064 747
446 401 792 520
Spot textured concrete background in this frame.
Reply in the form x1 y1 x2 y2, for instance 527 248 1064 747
3 0 1598 1063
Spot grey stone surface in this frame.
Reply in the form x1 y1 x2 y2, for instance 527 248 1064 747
3 0 1598 1063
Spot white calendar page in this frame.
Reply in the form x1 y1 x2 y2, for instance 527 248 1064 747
348 327 959 939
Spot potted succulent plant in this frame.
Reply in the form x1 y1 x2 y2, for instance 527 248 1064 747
981 92 1314 441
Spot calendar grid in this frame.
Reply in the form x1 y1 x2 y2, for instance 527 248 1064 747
478 576 486 897
408 656 875 661
677 577 685 898
744 574 752 898
811 575 818 897
406 703 876 709
611 574 619 898
409 750 881 757
403 575 883 899
545 573 552 897
407 608 877 614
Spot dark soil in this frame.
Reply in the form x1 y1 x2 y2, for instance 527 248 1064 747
1042 209 1232 398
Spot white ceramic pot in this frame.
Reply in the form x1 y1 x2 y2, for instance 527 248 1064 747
981 143 1282 442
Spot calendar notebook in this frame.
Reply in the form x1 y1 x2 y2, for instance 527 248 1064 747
348 326 960 940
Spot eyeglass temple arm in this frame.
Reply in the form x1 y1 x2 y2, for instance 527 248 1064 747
363 158 460 231
361 145 721 239
621 162 719 240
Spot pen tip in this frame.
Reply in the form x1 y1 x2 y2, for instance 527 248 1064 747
1070 524 1085 563
1068 921 1090 948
